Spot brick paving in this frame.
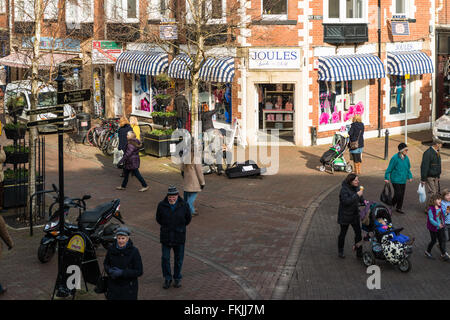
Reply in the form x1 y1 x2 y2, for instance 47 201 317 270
1 124 448 300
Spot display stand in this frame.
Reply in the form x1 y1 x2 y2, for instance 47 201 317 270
262 110 294 131
228 118 246 149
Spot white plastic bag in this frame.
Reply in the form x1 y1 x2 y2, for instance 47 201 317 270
113 148 123 166
417 183 426 204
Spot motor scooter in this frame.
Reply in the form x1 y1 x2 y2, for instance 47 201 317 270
38 184 125 263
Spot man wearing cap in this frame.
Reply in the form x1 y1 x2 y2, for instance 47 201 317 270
103 226 143 300
156 186 192 289
384 142 413 214
421 138 443 211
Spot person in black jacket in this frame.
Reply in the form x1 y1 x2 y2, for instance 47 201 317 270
348 115 364 175
118 117 134 177
420 137 443 211
156 186 192 289
174 91 189 129
337 173 365 259
103 226 143 300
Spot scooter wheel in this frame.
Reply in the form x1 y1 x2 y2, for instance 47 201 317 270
398 258 412 273
38 242 56 263
319 165 326 172
362 251 376 267
345 165 353 173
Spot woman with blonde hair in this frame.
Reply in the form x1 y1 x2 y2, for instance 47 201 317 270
129 116 141 141
348 115 364 174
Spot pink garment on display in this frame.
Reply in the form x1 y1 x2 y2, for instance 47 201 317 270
355 101 364 115
141 98 150 112
319 112 330 125
332 107 341 123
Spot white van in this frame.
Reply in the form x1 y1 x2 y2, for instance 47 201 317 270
3 80 76 131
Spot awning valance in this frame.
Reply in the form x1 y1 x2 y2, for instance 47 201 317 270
387 51 434 76
0 51 78 69
168 54 235 83
115 51 168 76
318 54 385 82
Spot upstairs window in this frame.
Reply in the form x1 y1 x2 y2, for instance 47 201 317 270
66 0 94 26
44 0 59 20
15 0 35 22
106 0 139 22
186 0 226 24
324 0 367 23
147 0 169 20
262 0 287 20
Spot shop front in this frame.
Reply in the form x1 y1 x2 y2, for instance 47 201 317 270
246 47 302 146
436 31 450 119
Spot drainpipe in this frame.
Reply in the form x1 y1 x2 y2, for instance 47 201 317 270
432 0 443 127
377 0 382 137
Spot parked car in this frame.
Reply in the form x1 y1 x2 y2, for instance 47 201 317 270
432 107 450 145
3 80 76 132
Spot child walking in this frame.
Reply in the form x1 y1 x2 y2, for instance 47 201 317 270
441 189 450 241
425 193 450 261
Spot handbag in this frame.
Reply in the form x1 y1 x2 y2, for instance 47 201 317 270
94 271 108 294
380 183 393 206
349 129 362 150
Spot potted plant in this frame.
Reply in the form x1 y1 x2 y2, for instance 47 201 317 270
6 95 26 117
4 145 29 164
154 74 171 90
4 122 27 140
2 168 44 208
165 111 177 129
155 94 172 108
143 128 180 157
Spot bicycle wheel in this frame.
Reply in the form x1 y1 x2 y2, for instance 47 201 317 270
103 135 118 156
84 127 96 146
98 129 109 150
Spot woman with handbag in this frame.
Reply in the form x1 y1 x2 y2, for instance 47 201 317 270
348 115 364 174
384 143 413 214
337 173 365 259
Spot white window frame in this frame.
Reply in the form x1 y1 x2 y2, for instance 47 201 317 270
318 80 370 132
0 0 6 14
393 0 410 16
131 75 153 119
385 75 420 123
185 0 227 24
65 0 94 25
323 0 368 24
105 0 139 23
15 0 35 22
261 0 288 21
44 0 59 20
147 0 169 20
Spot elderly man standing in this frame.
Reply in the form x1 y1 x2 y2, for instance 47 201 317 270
421 138 443 212
156 186 192 289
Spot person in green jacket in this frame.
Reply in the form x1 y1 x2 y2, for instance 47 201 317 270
384 143 413 214
420 138 443 212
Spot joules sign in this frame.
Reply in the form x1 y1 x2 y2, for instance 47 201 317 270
249 48 301 70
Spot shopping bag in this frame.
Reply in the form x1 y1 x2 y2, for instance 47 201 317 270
417 183 426 204
113 148 124 166
380 183 393 206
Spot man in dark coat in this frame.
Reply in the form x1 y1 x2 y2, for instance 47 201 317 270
337 174 365 259
156 186 192 289
104 226 143 300
201 109 218 132
174 93 189 129
420 137 443 211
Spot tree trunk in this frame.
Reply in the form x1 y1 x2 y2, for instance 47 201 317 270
27 0 42 223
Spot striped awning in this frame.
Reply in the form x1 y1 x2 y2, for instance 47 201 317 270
318 54 385 82
115 51 168 75
0 51 78 69
168 54 235 83
387 51 433 76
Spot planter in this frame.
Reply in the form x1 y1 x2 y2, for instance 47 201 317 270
143 133 181 158
156 98 172 107
4 127 26 140
5 151 29 164
2 178 44 208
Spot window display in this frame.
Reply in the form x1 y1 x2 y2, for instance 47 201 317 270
389 75 410 115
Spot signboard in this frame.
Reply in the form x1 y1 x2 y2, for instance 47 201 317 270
67 235 86 253
308 15 323 20
27 116 65 128
92 41 123 64
57 89 91 105
391 21 410 36
386 41 423 52
249 48 301 70
22 37 81 52
160 25 178 40
26 105 64 116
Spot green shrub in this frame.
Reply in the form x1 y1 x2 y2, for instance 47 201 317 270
4 145 29 153
4 122 26 130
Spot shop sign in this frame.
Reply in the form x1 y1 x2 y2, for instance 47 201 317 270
67 234 85 253
391 21 410 36
386 41 422 52
159 25 178 40
92 40 123 64
248 48 301 70
22 37 81 52
308 15 323 20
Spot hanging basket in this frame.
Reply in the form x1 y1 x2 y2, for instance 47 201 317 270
4 127 27 140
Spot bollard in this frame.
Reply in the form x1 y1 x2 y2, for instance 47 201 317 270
311 127 317 146
384 129 389 160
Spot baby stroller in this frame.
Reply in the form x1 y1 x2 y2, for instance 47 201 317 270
319 131 352 174
360 202 413 273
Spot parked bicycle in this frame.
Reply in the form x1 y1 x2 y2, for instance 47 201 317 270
83 118 120 156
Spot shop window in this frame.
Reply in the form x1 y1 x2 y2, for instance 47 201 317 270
318 80 367 128
389 75 411 115
196 82 230 124
132 75 153 117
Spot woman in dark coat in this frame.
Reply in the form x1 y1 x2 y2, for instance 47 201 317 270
348 115 364 175
116 131 149 192
104 226 143 300
118 117 134 152
337 173 365 259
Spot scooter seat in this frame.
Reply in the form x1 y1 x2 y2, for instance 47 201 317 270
79 202 115 223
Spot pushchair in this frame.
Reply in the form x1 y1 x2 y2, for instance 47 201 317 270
360 201 413 272
319 131 353 174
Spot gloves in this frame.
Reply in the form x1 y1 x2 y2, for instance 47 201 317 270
109 267 123 279
200 185 205 190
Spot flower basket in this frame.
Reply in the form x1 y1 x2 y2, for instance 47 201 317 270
4 124 27 140
4 146 29 164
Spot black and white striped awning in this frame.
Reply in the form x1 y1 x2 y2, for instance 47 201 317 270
115 51 168 75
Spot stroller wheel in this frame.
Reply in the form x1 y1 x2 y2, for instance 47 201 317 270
362 251 376 267
398 258 412 273
345 164 353 173
319 165 326 172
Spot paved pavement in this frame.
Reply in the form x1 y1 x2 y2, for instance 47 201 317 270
1 123 450 300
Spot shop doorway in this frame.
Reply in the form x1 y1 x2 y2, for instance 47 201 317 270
256 83 295 144
114 72 123 117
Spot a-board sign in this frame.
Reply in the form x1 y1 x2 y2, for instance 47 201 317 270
27 116 65 127
57 89 91 105
26 106 64 116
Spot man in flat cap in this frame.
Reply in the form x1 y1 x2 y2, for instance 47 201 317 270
421 137 443 212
